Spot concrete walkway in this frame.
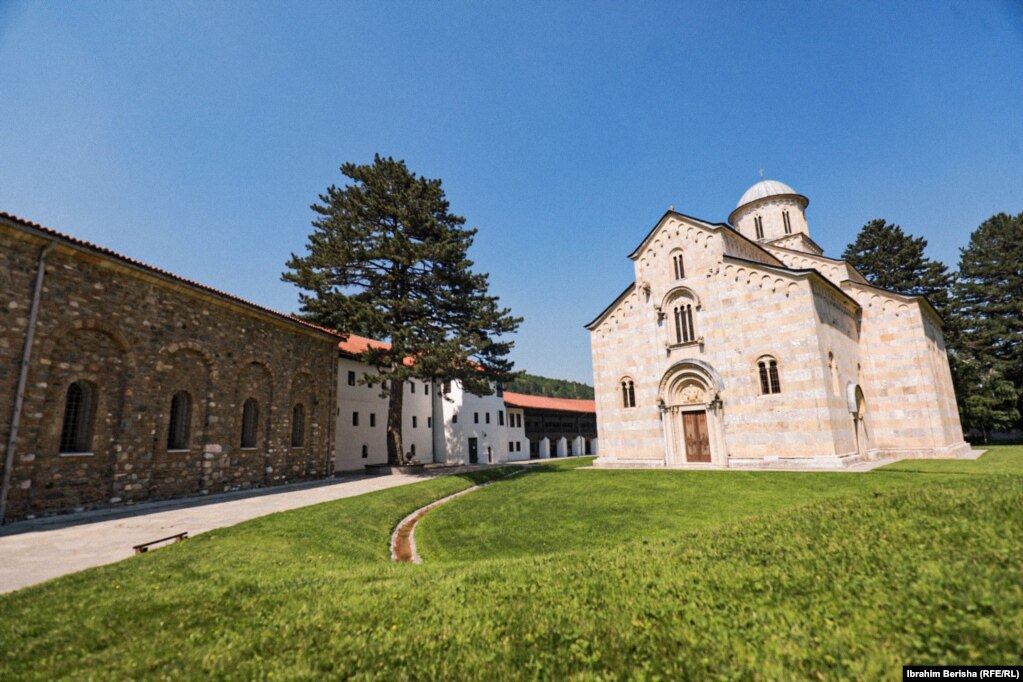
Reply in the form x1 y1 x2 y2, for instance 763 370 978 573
0 473 427 594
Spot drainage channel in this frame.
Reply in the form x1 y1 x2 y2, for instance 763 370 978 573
390 468 528 564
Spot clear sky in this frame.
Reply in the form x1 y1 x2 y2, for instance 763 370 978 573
1 1 1021 384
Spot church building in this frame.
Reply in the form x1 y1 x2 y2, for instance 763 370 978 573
586 179 970 469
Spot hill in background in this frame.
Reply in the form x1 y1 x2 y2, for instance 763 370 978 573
507 373 594 400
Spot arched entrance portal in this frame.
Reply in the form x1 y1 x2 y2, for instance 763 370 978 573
658 360 727 466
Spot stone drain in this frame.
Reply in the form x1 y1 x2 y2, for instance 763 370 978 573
390 469 527 563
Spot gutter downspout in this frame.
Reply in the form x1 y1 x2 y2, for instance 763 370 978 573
0 240 56 524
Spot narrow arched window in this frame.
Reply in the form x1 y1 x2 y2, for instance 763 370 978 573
758 358 781 394
241 398 259 448
755 215 764 240
291 403 305 447
782 210 792 234
167 391 192 450
671 251 685 280
60 381 96 453
621 378 636 408
674 304 695 343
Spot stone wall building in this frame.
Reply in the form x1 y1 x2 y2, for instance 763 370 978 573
0 212 338 521
586 179 970 469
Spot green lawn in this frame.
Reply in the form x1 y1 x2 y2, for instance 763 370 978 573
1 448 1021 680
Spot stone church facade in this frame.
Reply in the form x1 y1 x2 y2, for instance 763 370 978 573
586 179 970 469
0 212 338 521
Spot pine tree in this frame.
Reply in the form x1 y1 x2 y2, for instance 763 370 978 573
841 219 954 317
284 155 522 465
955 212 1023 430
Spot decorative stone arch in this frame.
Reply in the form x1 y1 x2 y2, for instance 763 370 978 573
152 344 215 454
657 285 702 315
157 340 217 379
656 360 727 466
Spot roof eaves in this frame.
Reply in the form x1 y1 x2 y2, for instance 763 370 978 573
626 209 728 261
722 254 861 311
584 282 636 331
0 211 341 340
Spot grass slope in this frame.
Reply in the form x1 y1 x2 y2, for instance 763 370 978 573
1 449 1020 680
415 448 1023 562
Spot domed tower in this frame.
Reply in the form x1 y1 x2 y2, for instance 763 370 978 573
728 178 810 243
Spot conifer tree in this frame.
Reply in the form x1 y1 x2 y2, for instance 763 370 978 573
284 155 522 465
954 212 1023 431
841 219 953 317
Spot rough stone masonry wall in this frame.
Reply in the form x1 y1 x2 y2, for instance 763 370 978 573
0 225 336 520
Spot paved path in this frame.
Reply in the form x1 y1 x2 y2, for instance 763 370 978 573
0 473 426 594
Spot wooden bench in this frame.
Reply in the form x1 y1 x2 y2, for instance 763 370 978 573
133 532 188 555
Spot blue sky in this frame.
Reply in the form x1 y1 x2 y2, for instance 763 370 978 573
1 1 1021 384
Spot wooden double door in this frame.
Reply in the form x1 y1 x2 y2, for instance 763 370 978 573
682 410 711 463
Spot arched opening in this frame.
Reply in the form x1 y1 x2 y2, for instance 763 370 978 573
240 398 259 449
60 381 97 453
167 391 192 451
658 361 726 466
291 403 305 448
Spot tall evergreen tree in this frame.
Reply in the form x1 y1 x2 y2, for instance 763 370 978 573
284 155 522 465
955 212 1023 430
841 219 954 316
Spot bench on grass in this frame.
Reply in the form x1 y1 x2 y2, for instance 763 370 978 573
133 532 188 554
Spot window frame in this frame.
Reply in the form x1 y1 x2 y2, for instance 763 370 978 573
59 380 97 454
167 390 193 451
240 398 259 449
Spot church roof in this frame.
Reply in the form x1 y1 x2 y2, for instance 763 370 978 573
735 179 801 209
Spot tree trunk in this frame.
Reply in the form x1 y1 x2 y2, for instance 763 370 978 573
386 379 405 466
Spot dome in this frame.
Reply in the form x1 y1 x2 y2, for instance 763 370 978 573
735 179 800 209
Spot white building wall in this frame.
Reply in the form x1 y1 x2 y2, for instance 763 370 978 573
505 408 529 461
432 381 511 464
335 359 435 470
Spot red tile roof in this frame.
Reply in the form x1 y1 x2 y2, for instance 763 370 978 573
338 333 391 355
0 210 341 340
502 391 596 414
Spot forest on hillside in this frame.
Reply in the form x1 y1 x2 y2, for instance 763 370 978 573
507 373 594 400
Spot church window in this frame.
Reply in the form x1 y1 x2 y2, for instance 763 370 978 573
757 358 781 394
410 382 415 394
167 391 192 450
291 403 305 447
370 412 376 427
673 304 695 343
347 371 356 386
621 378 636 408
413 416 418 428
60 381 96 453
671 251 685 280
754 216 764 240
241 398 259 448
499 410 505 426
783 210 792 234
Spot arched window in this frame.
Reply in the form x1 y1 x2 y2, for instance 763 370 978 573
59 381 96 453
167 391 192 450
782 210 792 234
671 250 685 280
621 378 636 408
240 398 259 448
291 403 305 447
757 358 781 394
673 303 695 343
754 215 765 240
